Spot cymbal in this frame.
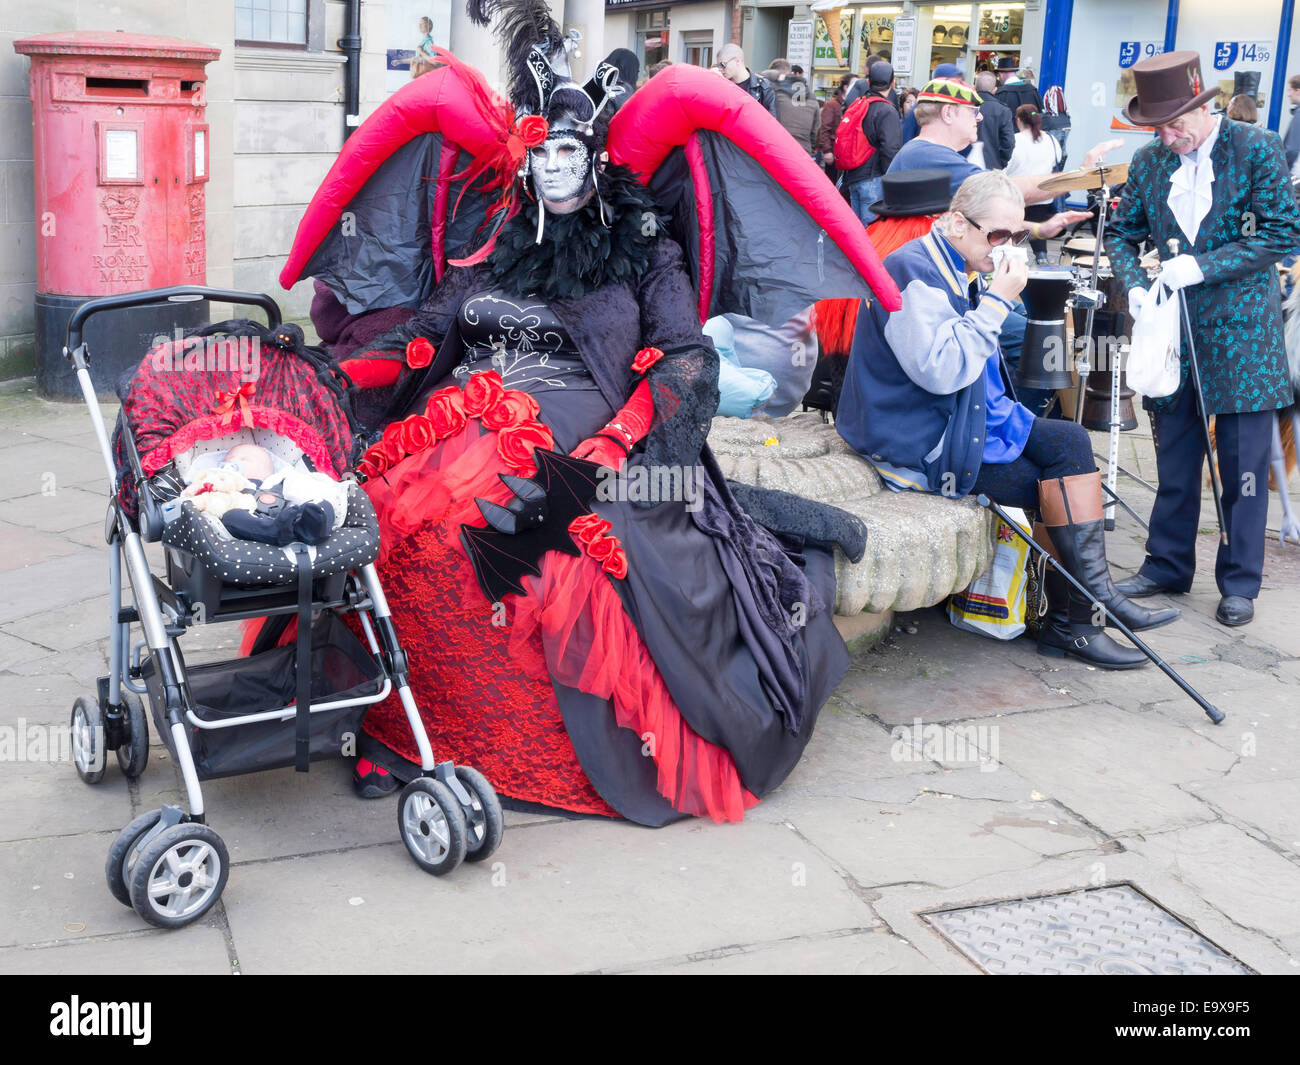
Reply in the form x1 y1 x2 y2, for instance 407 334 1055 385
1038 162 1131 194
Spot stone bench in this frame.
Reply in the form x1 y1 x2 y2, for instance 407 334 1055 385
709 413 997 627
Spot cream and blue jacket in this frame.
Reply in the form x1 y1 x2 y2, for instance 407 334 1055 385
837 229 1032 496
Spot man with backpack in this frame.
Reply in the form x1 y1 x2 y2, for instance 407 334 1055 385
838 61 902 224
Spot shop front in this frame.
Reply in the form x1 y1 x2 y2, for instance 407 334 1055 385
809 3 1045 96
1052 0 1299 170
604 0 729 76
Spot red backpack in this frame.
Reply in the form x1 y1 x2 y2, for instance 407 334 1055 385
834 94 890 170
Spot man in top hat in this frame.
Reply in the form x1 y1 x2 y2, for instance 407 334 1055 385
1106 51 1300 627
994 56 1043 116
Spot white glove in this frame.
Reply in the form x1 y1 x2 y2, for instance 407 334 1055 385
1127 286 1149 319
1157 254 1204 292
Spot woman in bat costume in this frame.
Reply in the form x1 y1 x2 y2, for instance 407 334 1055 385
280 0 901 825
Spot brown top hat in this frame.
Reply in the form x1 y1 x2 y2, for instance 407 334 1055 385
1124 50 1218 125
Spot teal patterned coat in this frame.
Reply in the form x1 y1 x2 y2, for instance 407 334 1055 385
1106 118 1300 414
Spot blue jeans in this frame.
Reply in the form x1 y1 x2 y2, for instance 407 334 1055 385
849 177 883 225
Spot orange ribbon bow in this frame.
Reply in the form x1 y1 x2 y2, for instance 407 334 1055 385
212 382 255 429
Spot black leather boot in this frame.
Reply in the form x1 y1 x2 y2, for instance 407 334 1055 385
1036 528 1149 669
1040 474 1180 633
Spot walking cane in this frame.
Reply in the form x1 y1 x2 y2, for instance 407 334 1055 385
978 495 1225 725
1167 238 1229 546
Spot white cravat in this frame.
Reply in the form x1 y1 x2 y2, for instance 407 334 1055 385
1167 116 1221 246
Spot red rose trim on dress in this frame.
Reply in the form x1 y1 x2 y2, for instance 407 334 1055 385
631 346 664 373
405 337 435 369
356 369 552 481
568 513 629 579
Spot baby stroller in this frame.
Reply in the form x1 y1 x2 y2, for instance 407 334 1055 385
66 286 503 930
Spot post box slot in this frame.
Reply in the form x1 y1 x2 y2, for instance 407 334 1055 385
181 81 202 93
85 77 150 96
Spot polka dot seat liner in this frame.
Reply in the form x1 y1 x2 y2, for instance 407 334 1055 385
162 482 380 588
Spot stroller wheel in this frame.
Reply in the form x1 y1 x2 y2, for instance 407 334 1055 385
398 778 467 876
70 696 106 785
128 823 229 929
106 808 166 907
115 692 150 779
454 766 504 863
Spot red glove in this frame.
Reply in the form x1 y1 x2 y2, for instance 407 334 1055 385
570 379 654 472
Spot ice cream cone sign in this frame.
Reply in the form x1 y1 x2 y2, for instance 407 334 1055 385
815 6 847 66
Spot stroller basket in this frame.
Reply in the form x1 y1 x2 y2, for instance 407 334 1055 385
143 611 383 780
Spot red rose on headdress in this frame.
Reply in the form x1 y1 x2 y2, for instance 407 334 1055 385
586 536 617 563
356 457 381 480
601 546 628 579
425 386 468 439
515 115 549 148
405 337 435 369
631 346 665 374
496 420 554 473
481 389 541 430
398 414 435 454
463 370 506 417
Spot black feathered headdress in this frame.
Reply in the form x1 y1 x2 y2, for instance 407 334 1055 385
466 0 627 133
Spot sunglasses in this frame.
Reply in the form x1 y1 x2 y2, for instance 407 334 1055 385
960 212 1030 247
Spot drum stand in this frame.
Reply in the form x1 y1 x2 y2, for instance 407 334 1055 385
1069 172 1127 530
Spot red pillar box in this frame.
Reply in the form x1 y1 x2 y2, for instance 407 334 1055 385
13 32 220 396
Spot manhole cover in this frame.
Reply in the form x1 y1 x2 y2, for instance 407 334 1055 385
926 885 1252 974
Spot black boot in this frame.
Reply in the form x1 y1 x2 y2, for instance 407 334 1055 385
1041 474 1180 633
1036 527 1149 669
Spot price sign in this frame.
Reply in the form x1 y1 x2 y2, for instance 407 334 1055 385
1214 40 1273 70
1118 41 1163 69
892 17 917 75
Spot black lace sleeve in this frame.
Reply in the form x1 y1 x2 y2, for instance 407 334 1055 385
635 237 720 474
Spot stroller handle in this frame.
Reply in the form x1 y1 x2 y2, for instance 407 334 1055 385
65 287 283 355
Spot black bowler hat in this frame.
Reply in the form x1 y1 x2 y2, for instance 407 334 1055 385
996 56 1020 73
869 169 953 218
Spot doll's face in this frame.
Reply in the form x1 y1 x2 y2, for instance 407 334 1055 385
530 132 594 213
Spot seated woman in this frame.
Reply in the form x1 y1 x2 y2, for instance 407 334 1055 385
836 170 1181 668
338 14 856 824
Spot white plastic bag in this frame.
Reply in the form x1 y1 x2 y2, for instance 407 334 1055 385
1127 281 1181 398
947 508 1032 641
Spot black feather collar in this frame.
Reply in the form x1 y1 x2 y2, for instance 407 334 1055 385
486 164 664 301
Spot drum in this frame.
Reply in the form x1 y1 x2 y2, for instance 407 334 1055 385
1070 268 1137 431
1016 266 1075 391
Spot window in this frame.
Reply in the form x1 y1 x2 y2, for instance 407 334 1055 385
636 10 670 72
682 31 714 70
236 0 308 46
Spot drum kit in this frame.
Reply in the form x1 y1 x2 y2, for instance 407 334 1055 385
1013 160 1148 529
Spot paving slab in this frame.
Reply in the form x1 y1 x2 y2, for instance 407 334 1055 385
1 596 111 654
0 831 150 948
221 817 877 974
0 552 107 625
1191 777 1300 855
0 440 111 498
784 791 1103 891
0 521 83 571
0 925 231 975
629 927 945 974
195 762 404 864
837 622 1077 725
1122 822 1300 942
2 487 108 536
979 703 1236 836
